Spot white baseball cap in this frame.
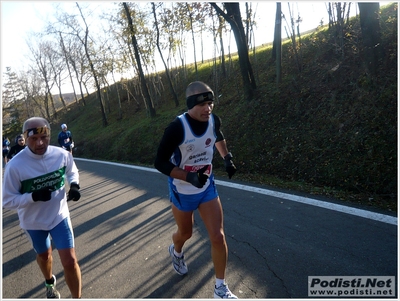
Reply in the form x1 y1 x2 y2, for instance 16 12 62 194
61 124 67 129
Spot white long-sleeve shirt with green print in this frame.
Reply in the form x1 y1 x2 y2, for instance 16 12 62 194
2 145 79 231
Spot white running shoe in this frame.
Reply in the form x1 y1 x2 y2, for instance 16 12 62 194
168 244 188 275
214 283 238 299
45 275 61 299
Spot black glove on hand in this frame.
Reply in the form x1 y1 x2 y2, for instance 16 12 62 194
186 165 209 188
67 183 81 201
224 152 237 179
32 188 52 202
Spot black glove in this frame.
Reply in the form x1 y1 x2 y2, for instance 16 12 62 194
32 188 52 202
67 183 81 201
186 165 209 188
224 152 237 179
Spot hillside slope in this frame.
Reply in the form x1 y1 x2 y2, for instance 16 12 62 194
48 3 397 212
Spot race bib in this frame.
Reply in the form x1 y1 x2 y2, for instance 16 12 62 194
183 164 212 176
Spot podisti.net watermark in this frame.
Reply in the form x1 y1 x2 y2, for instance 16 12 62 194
308 276 395 297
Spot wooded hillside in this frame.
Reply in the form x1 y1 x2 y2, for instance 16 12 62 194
4 3 397 212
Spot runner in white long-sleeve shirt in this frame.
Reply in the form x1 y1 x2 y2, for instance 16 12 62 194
2 117 82 299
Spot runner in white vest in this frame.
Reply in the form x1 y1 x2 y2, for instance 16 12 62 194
155 81 237 299
169 112 216 195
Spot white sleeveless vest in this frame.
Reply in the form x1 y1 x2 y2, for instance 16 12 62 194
169 113 216 194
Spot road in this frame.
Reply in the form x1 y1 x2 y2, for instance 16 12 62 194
2 158 397 299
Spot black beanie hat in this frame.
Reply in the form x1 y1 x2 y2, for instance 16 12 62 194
186 91 214 110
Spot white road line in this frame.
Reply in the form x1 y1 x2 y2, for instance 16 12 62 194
75 158 397 226
216 181 397 226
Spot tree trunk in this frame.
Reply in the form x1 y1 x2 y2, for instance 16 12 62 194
210 2 256 101
187 3 198 78
151 3 179 107
69 58 86 106
218 15 226 77
76 3 107 126
59 32 79 107
123 2 156 118
358 2 382 75
272 2 282 85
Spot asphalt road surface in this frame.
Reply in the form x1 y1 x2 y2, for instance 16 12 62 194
2 158 397 299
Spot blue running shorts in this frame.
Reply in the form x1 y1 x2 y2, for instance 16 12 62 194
170 178 219 211
25 217 75 254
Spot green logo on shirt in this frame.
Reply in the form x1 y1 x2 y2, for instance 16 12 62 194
20 166 66 193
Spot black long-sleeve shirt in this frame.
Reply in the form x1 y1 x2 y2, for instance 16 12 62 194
154 112 224 176
7 144 26 160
